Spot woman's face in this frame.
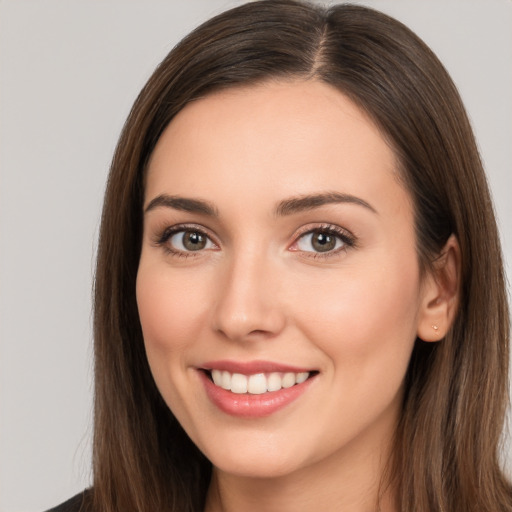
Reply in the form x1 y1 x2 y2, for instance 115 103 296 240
137 81 433 480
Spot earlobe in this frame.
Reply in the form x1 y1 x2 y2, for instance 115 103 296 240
416 234 461 342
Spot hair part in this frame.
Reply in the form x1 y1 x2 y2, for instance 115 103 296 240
92 2 511 511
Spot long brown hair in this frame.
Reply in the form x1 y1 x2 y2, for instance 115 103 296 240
91 1 511 511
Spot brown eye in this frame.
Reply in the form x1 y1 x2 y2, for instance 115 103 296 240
182 231 206 251
311 232 337 252
169 230 213 252
295 229 346 254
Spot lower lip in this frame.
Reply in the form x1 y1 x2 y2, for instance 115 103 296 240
199 371 316 418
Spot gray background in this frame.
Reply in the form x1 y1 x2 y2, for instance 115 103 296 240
1 1 511 510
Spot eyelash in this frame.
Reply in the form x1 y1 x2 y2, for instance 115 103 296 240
291 224 356 259
153 223 356 260
153 223 218 258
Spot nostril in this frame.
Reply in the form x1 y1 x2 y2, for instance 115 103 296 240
248 329 271 336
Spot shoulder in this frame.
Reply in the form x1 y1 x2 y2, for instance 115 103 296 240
44 489 92 512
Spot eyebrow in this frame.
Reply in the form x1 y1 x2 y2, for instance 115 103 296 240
275 192 377 216
144 191 377 217
144 194 218 216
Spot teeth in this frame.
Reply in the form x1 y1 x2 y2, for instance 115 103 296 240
267 372 282 392
282 372 296 388
209 369 311 394
231 373 248 394
221 370 231 390
211 369 223 387
248 373 267 394
296 372 308 384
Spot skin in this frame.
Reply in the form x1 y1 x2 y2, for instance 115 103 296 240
136 80 458 512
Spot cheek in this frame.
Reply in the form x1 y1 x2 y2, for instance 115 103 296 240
294 254 421 382
136 264 211 361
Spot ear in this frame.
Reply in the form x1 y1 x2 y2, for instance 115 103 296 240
416 234 461 342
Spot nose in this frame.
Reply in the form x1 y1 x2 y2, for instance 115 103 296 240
211 251 286 342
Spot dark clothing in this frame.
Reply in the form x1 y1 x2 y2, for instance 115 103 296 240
45 490 91 512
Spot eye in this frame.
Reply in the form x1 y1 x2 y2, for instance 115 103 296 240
292 226 355 255
168 229 215 252
157 227 217 254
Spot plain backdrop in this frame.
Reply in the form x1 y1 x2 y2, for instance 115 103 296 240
1 1 511 510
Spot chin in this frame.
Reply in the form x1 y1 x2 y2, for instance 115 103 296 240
197 430 316 480
211 453 305 479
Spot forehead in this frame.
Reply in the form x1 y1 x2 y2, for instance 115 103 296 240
145 80 411 222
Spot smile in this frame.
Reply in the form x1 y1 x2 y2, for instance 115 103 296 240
209 369 310 394
198 361 318 418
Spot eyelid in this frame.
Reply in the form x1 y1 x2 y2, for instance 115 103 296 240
153 223 219 255
289 223 357 256
151 221 356 259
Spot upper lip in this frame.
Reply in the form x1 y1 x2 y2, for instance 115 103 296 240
200 360 314 375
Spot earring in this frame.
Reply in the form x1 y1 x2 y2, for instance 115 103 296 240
432 325 440 334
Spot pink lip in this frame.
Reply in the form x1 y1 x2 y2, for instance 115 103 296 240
198 362 317 418
200 359 312 375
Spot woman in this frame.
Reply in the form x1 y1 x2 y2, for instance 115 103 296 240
48 1 511 511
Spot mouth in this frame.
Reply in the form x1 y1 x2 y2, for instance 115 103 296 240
203 369 317 395
198 360 319 417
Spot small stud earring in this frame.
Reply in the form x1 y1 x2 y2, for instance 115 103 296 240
432 325 439 333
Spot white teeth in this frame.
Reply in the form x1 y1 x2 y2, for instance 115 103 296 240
208 369 311 394
296 372 309 384
267 372 282 392
230 373 248 394
281 372 296 388
221 370 231 390
248 373 267 394
211 369 223 386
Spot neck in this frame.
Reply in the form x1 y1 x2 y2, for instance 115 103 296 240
204 430 397 512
